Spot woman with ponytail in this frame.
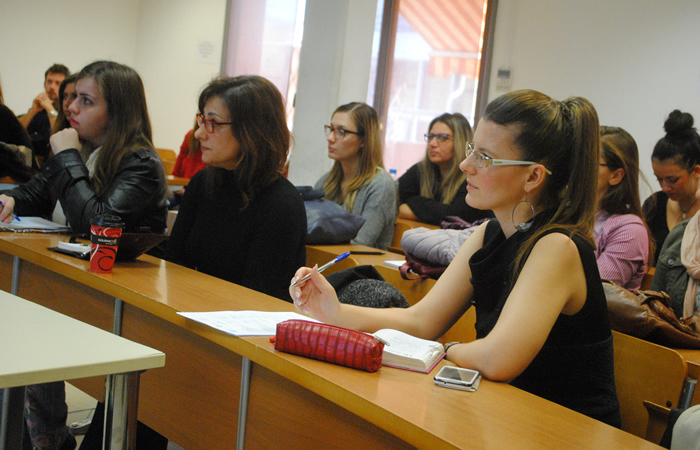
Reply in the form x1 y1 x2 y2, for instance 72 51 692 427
290 89 621 427
643 110 700 264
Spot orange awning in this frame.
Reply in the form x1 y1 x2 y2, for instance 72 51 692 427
399 0 486 78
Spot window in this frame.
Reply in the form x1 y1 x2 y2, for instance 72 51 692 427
368 0 496 178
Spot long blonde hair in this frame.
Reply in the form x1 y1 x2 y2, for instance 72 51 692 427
323 102 384 211
419 112 472 204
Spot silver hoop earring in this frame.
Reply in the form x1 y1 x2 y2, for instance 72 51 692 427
512 197 535 232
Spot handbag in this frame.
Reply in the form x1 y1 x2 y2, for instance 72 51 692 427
399 253 447 280
297 187 366 245
272 319 384 372
603 281 700 349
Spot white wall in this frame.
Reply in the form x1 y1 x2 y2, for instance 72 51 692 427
0 0 140 113
287 0 378 186
488 0 700 199
0 0 226 154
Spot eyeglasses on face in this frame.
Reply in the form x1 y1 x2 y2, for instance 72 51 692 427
424 133 452 143
466 143 553 175
324 125 361 139
196 113 232 133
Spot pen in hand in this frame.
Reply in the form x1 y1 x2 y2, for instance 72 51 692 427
0 201 20 223
291 251 351 287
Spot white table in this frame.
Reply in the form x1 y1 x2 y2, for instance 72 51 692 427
0 291 165 450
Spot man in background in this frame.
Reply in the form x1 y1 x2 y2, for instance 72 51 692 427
18 64 70 158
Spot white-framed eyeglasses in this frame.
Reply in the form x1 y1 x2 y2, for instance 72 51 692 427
466 143 553 175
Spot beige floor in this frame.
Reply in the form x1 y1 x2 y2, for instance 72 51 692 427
65 383 184 450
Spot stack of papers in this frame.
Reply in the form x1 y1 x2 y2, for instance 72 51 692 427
0 217 72 233
177 311 317 336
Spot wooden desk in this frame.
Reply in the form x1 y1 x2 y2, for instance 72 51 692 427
675 349 700 406
0 234 659 449
166 175 190 186
307 243 404 273
0 291 165 449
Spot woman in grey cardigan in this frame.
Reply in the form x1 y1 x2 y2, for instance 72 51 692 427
315 102 396 249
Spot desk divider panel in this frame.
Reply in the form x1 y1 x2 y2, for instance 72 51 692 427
120 302 242 450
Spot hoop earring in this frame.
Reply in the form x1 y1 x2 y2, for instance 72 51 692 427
512 197 535 232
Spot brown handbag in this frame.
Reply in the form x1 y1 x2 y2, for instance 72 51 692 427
272 320 385 372
603 281 700 349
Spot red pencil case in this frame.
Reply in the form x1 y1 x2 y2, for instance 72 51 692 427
272 320 384 372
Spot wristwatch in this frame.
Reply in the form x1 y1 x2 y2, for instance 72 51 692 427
444 341 461 353
49 109 58 117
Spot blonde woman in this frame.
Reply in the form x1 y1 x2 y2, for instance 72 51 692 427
315 102 396 249
398 112 493 225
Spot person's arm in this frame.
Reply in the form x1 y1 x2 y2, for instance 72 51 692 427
446 233 588 381
404 180 492 225
172 131 192 178
44 130 167 233
292 221 487 339
0 172 56 222
18 93 56 130
351 172 396 248
239 184 307 300
595 216 649 288
164 171 202 264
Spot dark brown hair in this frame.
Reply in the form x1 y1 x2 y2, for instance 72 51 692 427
198 75 289 208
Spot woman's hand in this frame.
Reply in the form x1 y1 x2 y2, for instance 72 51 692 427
50 128 81 155
0 195 16 223
289 265 342 323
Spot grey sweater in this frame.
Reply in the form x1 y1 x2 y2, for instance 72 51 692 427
315 169 396 249
650 220 689 318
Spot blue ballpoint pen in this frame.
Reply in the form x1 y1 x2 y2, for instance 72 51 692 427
0 200 20 222
291 251 351 287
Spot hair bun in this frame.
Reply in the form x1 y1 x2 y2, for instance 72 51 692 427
664 110 695 137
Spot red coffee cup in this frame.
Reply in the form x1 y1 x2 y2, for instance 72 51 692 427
90 215 125 273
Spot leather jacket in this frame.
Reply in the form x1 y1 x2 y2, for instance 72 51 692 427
3 148 168 234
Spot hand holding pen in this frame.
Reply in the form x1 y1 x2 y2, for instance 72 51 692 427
0 197 20 223
289 251 350 320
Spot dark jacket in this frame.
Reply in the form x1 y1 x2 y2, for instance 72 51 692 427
2 148 167 233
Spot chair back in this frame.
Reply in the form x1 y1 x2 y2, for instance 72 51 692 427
613 330 688 440
156 148 177 175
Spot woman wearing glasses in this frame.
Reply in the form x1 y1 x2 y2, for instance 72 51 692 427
594 127 652 290
315 102 396 249
166 75 306 301
397 112 493 225
292 90 621 427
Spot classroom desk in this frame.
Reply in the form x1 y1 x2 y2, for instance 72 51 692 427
165 175 190 186
307 243 404 273
0 290 165 450
0 234 660 449
675 349 700 406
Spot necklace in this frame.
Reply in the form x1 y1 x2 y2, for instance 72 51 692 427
679 197 698 220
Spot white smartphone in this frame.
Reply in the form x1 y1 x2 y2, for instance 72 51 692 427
433 366 481 392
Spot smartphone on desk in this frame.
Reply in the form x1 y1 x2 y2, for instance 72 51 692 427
434 366 481 392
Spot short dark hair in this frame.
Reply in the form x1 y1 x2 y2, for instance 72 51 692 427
45 64 70 79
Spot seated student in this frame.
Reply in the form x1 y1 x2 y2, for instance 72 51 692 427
398 112 493 225
173 121 206 179
594 126 652 290
643 110 700 265
0 61 168 450
0 61 168 233
0 77 35 166
166 75 306 301
651 179 700 321
292 89 621 427
52 73 78 135
315 102 396 249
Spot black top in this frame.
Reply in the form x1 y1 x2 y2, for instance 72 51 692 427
166 169 307 301
0 104 33 149
27 109 51 158
3 148 168 233
469 217 621 427
643 191 669 264
398 163 492 225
